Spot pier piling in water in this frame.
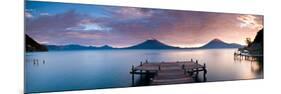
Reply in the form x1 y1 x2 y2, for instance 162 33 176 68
131 65 135 86
203 63 207 81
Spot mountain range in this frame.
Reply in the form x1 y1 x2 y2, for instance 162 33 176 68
47 44 113 50
200 38 243 49
124 39 180 49
44 38 242 51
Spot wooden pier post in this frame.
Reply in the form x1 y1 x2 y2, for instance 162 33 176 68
182 64 186 74
191 59 193 62
131 65 135 86
140 62 143 81
203 63 207 82
33 59 35 64
195 60 199 77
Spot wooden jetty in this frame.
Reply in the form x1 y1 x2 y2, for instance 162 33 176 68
130 59 207 86
234 51 263 61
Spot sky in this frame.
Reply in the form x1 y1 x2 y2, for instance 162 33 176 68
25 1 264 48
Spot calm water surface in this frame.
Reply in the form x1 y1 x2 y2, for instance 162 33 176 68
25 49 263 93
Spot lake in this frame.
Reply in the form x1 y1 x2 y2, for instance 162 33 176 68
24 48 263 93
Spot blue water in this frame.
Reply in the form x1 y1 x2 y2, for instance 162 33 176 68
24 49 263 93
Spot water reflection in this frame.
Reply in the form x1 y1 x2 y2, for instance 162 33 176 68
25 49 263 93
234 55 263 79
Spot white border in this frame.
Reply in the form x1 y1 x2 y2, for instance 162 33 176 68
1 0 281 94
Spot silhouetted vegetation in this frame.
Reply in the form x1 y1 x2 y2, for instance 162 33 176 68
25 34 48 52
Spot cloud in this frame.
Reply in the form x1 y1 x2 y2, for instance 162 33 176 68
25 10 114 45
66 18 112 31
25 12 33 18
65 31 102 39
110 7 154 20
237 15 263 30
66 23 111 31
26 10 86 32
26 10 96 44
39 13 50 16
25 9 34 12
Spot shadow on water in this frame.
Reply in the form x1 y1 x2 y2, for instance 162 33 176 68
134 73 154 86
252 57 263 76
234 55 263 77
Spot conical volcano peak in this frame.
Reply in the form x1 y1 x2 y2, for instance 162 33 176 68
211 38 224 43
201 38 242 48
100 45 111 48
126 39 179 49
143 39 162 43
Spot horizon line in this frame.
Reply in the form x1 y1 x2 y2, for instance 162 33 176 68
37 38 245 48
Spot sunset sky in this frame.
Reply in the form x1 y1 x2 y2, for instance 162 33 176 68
25 1 264 48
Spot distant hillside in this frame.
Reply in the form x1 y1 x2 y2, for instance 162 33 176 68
99 45 113 49
25 34 48 52
200 38 243 49
45 39 243 51
47 44 93 50
125 39 180 49
46 39 179 50
47 44 113 50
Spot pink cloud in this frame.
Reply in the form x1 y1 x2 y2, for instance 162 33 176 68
25 12 33 18
114 7 154 20
237 15 263 30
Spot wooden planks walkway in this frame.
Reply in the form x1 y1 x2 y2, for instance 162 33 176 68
130 59 207 86
234 51 263 61
151 69 194 85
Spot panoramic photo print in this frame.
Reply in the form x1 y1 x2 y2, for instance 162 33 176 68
25 1 264 93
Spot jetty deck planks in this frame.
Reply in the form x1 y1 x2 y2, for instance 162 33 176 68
131 60 207 85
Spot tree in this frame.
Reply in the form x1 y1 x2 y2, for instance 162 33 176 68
245 38 252 47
